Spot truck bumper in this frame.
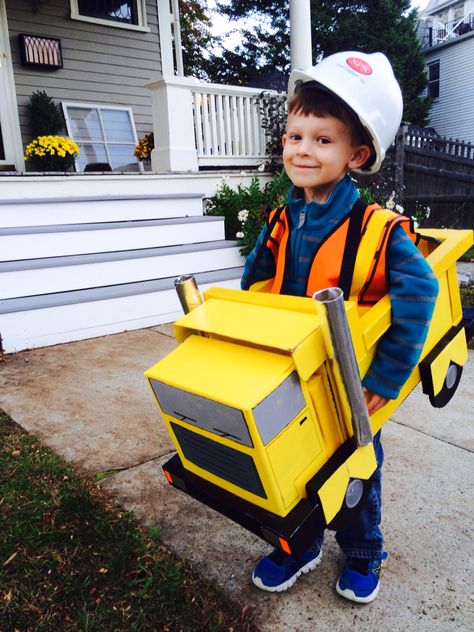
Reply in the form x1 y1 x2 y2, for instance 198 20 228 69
162 453 326 559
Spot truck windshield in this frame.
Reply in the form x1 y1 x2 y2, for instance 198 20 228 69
253 371 306 445
149 379 253 447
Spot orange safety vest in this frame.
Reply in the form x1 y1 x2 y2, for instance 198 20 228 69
249 199 419 306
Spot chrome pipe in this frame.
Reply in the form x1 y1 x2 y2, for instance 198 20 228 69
174 275 203 314
313 287 373 447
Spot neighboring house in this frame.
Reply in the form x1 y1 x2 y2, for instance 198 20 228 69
417 0 474 143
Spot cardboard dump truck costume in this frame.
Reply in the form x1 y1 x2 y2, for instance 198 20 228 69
145 227 473 558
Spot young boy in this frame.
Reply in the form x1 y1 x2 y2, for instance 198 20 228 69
241 51 439 603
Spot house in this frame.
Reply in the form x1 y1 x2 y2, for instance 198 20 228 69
417 0 474 143
2 0 161 172
0 0 310 353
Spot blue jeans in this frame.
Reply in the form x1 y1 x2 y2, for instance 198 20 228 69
311 431 384 560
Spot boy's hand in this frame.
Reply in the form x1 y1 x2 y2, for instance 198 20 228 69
363 388 389 415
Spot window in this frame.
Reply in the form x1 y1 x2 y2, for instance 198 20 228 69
253 372 306 445
453 2 465 21
62 103 140 171
149 379 253 447
436 9 449 26
427 61 440 99
70 0 148 31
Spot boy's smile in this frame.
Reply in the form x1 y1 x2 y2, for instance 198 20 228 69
282 112 370 204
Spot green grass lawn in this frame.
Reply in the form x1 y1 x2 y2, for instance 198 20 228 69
0 413 257 631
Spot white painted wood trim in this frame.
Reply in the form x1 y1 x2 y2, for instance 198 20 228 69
1 247 243 298
62 101 142 172
157 0 175 75
0 277 242 354
0 220 225 261
0 0 25 171
70 0 150 32
0 195 204 228
0 172 272 200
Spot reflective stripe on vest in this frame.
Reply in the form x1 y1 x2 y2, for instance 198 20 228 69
264 203 418 305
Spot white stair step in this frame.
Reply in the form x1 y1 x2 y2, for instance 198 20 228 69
0 268 243 353
0 216 225 261
0 193 205 228
0 241 243 299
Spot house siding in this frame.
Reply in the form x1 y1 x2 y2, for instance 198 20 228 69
424 33 474 144
6 0 160 144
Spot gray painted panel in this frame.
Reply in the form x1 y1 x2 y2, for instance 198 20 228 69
151 380 252 447
424 37 474 143
253 372 306 445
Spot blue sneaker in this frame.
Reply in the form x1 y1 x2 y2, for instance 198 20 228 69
252 544 322 592
336 552 388 603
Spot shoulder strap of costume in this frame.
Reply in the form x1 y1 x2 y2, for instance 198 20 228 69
338 198 371 300
241 204 287 291
356 208 411 304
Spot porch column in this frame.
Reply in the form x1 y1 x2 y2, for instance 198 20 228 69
146 76 199 172
290 0 312 70
156 0 184 76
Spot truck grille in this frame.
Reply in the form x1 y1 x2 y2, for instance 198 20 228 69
170 422 266 498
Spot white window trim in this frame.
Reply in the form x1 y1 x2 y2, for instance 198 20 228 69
70 0 150 33
62 101 143 173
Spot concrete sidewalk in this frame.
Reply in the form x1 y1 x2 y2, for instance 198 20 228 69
0 326 472 632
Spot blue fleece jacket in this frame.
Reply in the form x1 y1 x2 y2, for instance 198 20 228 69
241 176 439 399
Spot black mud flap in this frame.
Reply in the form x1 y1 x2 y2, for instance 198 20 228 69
419 324 466 408
306 439 371 532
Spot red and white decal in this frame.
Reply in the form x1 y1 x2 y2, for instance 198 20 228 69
346 57 373 75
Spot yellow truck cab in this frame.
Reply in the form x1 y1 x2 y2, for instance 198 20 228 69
145 228 473 557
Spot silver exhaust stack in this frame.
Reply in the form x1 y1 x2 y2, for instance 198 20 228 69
174 275 203 314
313 287 373 447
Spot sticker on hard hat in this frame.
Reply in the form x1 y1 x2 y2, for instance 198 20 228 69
346 57 373 75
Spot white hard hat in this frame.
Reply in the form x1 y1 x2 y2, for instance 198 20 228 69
288 51 403 174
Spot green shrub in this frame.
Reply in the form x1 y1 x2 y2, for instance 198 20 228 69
27 90 64 136
260 92 287 174
205 171 290 256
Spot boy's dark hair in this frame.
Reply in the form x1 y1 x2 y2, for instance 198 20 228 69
288 82 375 169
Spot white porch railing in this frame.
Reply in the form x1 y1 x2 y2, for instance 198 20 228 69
192 83 268 167
147 76 278 172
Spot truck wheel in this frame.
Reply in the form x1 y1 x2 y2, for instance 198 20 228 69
429 361 463 408
328 477 370 531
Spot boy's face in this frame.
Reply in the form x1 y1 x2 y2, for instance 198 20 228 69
282 112 371 203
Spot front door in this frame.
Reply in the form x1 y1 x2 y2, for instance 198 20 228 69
0 0 24 170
